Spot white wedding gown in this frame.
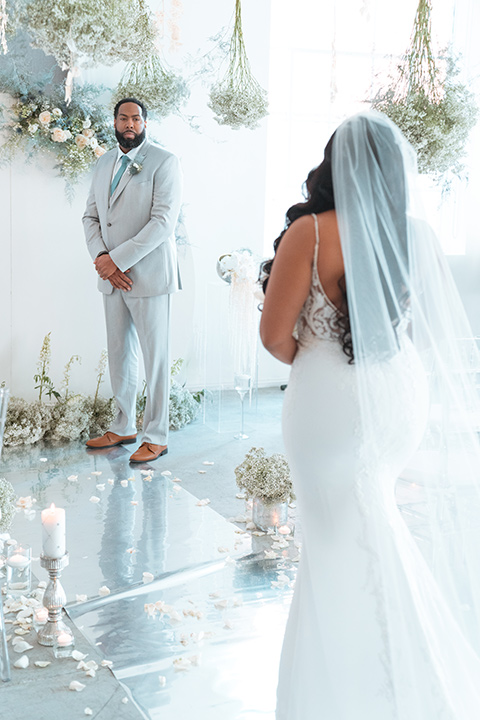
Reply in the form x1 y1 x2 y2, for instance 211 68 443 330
276 216 480 719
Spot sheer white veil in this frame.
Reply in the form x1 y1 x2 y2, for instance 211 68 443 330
332 111 480 709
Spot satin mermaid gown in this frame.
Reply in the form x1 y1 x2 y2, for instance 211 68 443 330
276 215 480 720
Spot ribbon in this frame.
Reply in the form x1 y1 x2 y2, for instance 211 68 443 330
61 62 81 106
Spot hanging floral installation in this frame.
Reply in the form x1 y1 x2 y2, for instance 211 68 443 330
208 0 268 130
371 0 477 181
113 53 190 119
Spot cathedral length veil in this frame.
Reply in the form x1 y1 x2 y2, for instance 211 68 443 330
332 111 480 716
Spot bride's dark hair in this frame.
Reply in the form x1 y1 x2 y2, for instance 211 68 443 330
261 132 355 362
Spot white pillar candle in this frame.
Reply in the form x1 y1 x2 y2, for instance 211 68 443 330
6 553 30 568
41 504 66 559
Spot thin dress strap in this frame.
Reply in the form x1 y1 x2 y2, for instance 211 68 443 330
311 213 320 280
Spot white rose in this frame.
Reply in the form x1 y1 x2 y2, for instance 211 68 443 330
52 127 67 142
76 134 89 149
28 124 39 134
63 130 72 139
52 108 62 117
83 118 91 129
39 111 51 125
94 146 107 158
89 137 98 149
82 128 94 138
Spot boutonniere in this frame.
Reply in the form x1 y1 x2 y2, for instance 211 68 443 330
129 161 143 176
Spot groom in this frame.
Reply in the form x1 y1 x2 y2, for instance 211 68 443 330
83 97 182 462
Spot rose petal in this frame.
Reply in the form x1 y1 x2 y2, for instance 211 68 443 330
89 496 100 504
196 498 210 506
142 572 154 584
84 710 93 717
98 586 110 597
76 594 88 603
160 471 171 476
72 650 88 661
69 680 86 692
14 655 29 668
34 660 51 667
120 480 128 487
91 471 102 476
68 475 78 482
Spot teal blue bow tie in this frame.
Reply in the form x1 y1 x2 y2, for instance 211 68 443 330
110 155 130 196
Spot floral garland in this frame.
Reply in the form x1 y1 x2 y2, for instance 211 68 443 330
0 83 115 196
208 0 268 130
235 447 293 503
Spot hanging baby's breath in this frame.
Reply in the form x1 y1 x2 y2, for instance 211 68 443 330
208 0 268 130
23 0 156 70
113 54 189 120
371 0 477 182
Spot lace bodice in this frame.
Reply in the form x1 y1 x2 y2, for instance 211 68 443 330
296 214 343 346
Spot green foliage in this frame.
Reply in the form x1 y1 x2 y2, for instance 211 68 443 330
34 333 60 402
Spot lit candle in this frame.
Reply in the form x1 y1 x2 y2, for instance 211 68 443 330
34 607 48 624
56 631 73 647
6 553 30 568
41 504 66 559
278 525 292 536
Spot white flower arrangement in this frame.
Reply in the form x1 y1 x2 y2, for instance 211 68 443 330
235 447 294 503
0 83 114 197
217 249 259 283
0 478 17 532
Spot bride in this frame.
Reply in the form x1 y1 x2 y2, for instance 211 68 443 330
260 111 480 719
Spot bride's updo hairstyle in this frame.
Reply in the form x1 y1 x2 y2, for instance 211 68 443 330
261 112 409 362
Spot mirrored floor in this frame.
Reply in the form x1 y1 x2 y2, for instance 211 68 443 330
1 432 297 719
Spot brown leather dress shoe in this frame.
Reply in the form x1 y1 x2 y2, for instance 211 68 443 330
86 432 137 449
129 442 168 463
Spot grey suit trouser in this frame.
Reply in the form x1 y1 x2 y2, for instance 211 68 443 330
103 290 171 446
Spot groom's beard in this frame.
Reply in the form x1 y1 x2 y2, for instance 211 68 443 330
115 127 146 149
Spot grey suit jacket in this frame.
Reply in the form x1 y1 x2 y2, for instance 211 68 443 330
82 141 183 297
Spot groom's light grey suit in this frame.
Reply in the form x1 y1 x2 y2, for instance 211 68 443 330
83 140 182 446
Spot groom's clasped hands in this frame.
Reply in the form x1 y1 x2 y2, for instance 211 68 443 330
94 253 133 291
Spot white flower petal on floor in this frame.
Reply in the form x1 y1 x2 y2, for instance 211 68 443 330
12 640 33 652
72 650 88 661
142 572 154 583
67 475 78 482
158 676 166 687
34 661 51 667
196 498 210 506
98 586 110 597
14 655 29 668
160 471 171 476
95 484 105 491
89 496 100 504
91 471 102 476
84 709 93 717
69 680 86 692
120 480 128 487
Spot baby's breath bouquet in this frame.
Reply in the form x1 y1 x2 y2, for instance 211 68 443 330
208 0 268 130
0 478 16 532
235 447 293 503
0 83 114 196
113 54 189 120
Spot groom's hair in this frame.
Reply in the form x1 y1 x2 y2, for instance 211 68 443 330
114 98 148 120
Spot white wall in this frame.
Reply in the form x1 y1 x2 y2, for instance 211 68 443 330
0 0 289 401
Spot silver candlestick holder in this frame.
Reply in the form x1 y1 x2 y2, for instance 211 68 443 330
37 552 73 647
